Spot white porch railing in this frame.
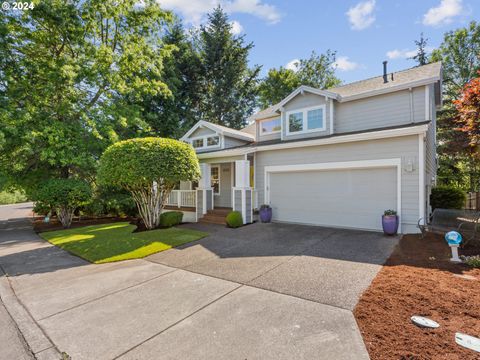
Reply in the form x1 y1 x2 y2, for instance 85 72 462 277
166 190 196 208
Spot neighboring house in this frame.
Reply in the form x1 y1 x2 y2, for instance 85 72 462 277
171 62 442 233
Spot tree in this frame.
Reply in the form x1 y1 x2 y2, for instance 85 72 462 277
124 18 203 139
0 0 173 194
257 50 341 108
297 50 341 89
453 73 480 157
258 67 301 108
34 179 92 228
98 138 200 230
196 6 260 129
430 21 480 191
411 33 429 66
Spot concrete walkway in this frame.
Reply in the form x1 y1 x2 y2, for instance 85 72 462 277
0 204 397 360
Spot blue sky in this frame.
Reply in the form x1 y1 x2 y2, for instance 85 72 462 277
161 0 478 84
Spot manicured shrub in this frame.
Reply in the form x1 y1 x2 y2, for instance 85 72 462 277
0 190 27 205
430 186 466 210
160 211 183 227
226 211 243 228
34 179 92 228
98 137 200 230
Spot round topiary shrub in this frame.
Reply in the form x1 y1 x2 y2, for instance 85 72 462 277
430 186 466 210
98 137 200 230
34 179 92 228
226 211 243 228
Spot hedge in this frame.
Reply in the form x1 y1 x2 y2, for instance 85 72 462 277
430 186 466 210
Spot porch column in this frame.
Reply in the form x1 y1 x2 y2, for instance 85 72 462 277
232 160 253 224
196 163 213 217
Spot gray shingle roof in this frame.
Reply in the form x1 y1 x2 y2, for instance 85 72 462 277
328 62 442 98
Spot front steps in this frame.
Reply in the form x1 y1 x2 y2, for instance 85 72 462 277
199 207 231 225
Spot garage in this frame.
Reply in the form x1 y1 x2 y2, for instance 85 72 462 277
267 162 399 231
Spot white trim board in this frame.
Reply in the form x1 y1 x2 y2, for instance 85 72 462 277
418 133 426 225
264 158 402 233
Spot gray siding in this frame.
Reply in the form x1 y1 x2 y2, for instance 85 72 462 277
214 163 233 208
254 135 421 233
335 87 426 133
190 127 216 137
224 136 249 149
281 93 332 141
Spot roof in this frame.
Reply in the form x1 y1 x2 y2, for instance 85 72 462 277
329 62 442 98
251 62 442 121
180 120 255 142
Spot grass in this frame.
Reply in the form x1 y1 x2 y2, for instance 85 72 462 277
39 222 208 264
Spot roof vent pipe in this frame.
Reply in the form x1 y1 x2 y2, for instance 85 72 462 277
383 61 388 83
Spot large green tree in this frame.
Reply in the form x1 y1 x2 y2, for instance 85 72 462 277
123 19 203 139
430 21 480 191
196 6 260 129
0 0 173 194
257 50 341 108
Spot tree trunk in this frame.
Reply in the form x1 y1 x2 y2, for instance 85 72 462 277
130 182 172 230
58 206 74 228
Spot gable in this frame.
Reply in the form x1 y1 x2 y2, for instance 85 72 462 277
189 126 216 138
283 93 327 112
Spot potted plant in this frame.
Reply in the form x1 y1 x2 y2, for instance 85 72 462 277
382 209 398 235
259 204 272 223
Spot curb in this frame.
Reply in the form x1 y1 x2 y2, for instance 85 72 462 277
0 270 61 360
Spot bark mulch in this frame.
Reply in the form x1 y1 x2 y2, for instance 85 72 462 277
354 234 480 360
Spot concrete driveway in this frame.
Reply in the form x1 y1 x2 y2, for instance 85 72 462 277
0 204 398 360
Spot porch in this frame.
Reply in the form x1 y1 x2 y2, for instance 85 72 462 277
164 158 258 224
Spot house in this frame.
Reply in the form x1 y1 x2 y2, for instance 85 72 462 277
169 62 442 233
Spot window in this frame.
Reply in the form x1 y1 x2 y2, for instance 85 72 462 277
288 112 303 133
307 109 323 130
211 166 220 195
192 138 204 148
286 105 326 134
260 118 281 135
207 136 219 146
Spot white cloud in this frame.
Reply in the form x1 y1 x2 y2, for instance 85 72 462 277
346 0 376 30
386 47 435 60
422 0 463 26
230 20 243 35
159 0 281 25
333 56 360 71
285 59 300 72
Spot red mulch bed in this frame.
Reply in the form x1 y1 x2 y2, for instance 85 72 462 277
33 216 134 233
354 234 480 360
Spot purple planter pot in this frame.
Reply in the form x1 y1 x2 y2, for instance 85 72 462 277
382 215 399 235
259 208 272 223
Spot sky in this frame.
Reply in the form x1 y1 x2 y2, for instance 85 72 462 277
159 0 479 84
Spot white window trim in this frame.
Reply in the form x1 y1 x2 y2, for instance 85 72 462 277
264 158 402 233
189 134 222 150
259 117 281 136
211 165 221 196
286 104 326 136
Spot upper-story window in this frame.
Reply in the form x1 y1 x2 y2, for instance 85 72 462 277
260 117 281 135
286 105 326 135
191 135 220 150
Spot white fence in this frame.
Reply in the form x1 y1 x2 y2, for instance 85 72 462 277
166 190 196 208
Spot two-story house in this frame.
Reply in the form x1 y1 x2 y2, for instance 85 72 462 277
170 62 442 233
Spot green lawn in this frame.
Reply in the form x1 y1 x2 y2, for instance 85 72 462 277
39 222 208 264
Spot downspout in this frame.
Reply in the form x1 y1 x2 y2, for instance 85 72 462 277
409 87 414 123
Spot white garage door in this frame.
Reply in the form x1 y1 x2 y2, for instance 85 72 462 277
269 167 397 231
